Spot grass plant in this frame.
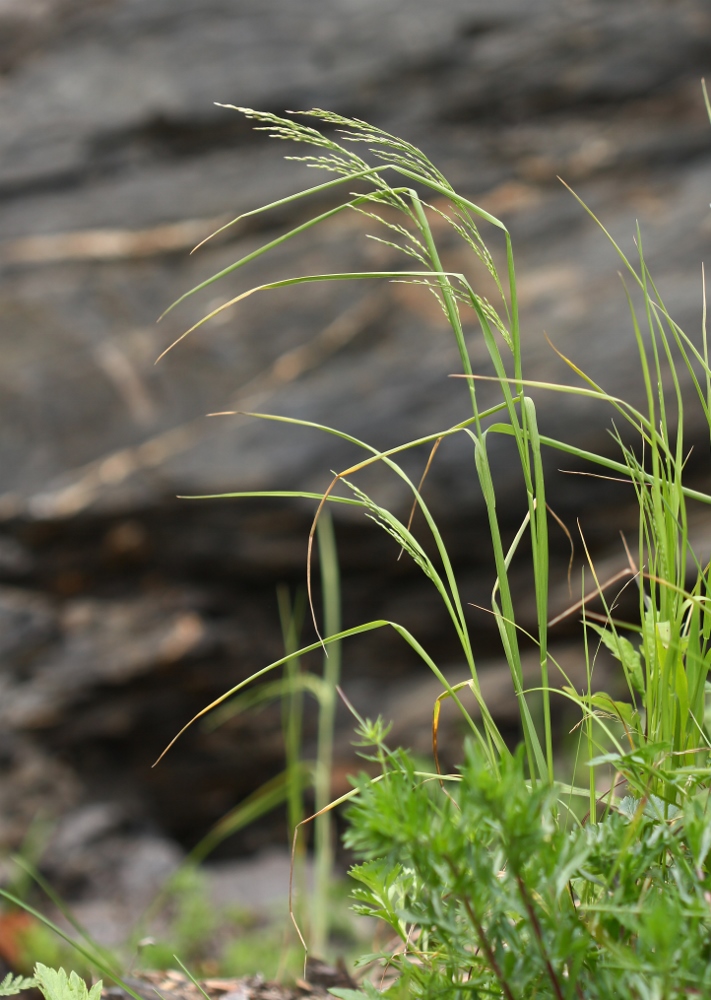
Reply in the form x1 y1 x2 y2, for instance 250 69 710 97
157 99 711 996
5 93 711 996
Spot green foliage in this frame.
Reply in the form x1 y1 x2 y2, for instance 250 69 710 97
166 104 711 803
342 738 711 998
32 965 101 1000
155 91 711 992
0 974 36 997
8 91 711 996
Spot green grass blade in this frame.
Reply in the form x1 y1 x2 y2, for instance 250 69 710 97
157 270 466 361
312 510 342 953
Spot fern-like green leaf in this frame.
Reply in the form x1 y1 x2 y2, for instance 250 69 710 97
33 965 102 1000
0 973 37 996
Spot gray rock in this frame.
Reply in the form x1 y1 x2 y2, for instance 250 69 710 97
0 585 57 663
0 0 709 521
0 731 80 850
0 592 214 728
41 800 183 929
0 534 34 576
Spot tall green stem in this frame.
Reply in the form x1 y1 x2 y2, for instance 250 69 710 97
311 510 342 954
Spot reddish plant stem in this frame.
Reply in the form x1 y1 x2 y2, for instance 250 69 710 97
443 856 516 1000
515 873 565 1000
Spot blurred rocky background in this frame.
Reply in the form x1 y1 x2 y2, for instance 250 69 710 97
0 0 710 947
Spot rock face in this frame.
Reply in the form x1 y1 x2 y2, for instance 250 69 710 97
1 0 710 514
0 0 710 899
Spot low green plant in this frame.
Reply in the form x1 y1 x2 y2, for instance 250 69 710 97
32 965 101 1000
0 964 100 1000
335 726 711 998
0 974 36 997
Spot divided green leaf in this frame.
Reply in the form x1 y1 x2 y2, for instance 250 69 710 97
0 974 37 997
33 965 102 1000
